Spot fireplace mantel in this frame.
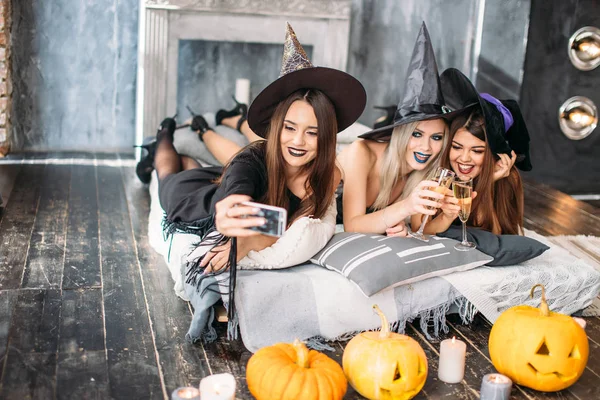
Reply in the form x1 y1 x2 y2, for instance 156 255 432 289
144 0 351 18
135 0 352 152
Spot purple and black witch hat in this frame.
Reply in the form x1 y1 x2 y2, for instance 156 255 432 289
439 67 532 171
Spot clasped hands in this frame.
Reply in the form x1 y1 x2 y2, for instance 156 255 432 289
384 180 476 237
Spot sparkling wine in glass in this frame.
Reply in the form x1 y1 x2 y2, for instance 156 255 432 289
408 167 456 242
453 178 476 251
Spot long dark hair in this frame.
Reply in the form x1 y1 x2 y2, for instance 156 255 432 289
264 89 338 222
441 108 524 234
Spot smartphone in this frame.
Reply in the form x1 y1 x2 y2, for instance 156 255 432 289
240 201 287 237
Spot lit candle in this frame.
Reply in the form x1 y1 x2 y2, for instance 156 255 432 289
199 373 236 400
438 336 466 383
479 373 512 400
235 78 251 106
171 386 200 400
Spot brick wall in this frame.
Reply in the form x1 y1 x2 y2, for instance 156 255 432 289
0 0 10 156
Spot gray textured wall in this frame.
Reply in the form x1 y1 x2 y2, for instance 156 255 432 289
476 0 530 99
12 0 139 151
10 0 531 151
347 0 480 127
176 41 312 122
480 0 530 82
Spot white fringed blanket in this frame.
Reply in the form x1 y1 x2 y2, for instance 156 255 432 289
441 230 600 323
147 127 600 351
148 171 600 352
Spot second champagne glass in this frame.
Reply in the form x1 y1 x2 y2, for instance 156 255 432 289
408 167 456 242
453 178 476 251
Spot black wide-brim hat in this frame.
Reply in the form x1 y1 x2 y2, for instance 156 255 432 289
248 67 367 138
440 68 532 171
359 22 467 141
357 104 467 141
247 23 366 138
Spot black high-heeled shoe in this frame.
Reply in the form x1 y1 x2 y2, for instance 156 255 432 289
186 106 211 141
373 105 397 129
134 137 157 184
215 96 248 126
134 117 177 184
190 115 211 141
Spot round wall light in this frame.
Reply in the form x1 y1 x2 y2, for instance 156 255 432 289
558 96 598 140
568 26 600 71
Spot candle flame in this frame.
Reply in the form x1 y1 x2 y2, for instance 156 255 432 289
177 387 200 399
452 336 456 344
488 374 510 384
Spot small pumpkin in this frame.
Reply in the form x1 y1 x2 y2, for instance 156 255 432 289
246 338 347 400
489 284 589 392
343 304 428 400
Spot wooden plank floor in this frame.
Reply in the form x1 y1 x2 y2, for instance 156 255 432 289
1 153 600 399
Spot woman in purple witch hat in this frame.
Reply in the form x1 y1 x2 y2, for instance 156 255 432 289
415 68 531 236
337 23 468 235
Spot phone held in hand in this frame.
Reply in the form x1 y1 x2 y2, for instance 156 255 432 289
241 201 287 237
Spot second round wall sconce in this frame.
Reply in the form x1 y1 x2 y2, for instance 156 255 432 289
558 96 598 140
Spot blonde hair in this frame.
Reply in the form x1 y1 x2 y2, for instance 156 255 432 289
371 119 449 210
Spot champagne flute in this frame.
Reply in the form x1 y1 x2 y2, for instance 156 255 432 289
408 167 456 242
453 178 476 251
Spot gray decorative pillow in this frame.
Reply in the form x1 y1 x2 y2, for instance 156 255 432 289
310 232 494 297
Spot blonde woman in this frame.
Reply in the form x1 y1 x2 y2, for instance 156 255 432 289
338 23 465 235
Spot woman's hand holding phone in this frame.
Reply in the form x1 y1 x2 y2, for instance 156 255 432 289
215 194 266 237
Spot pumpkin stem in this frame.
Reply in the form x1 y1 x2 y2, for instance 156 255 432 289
293 339 310 368
373 304 390 339
530 284 550 316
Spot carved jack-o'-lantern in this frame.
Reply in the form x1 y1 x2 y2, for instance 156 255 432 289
343 305 428 400
489 284 589 392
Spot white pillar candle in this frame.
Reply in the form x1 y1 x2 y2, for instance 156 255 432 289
437 336 466 383
199 373 236 400
234 78 251 106
171 386 200 400
479 373 512 400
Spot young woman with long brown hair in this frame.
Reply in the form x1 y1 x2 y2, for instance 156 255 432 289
150 24 366 342
414 68 531 235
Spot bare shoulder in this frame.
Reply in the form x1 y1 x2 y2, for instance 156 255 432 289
338 139 379 168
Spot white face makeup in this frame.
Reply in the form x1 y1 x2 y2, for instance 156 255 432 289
449 127 487 180
279 100 319 172
404 119 447 171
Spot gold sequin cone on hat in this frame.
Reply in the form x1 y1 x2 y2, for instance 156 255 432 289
280 23 313 77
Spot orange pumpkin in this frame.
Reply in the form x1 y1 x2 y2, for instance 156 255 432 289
343 305 428 400
246 338 347 400
489 284 589 392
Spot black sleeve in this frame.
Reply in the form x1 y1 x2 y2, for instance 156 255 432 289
209 145 268 212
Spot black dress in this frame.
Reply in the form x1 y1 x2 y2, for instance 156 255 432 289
335 181 376 225
159 139 301 242
157 140 301 329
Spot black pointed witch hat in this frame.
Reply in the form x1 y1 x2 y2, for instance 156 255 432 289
359 22 467 141
439 67 532 171
247 23 367 138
